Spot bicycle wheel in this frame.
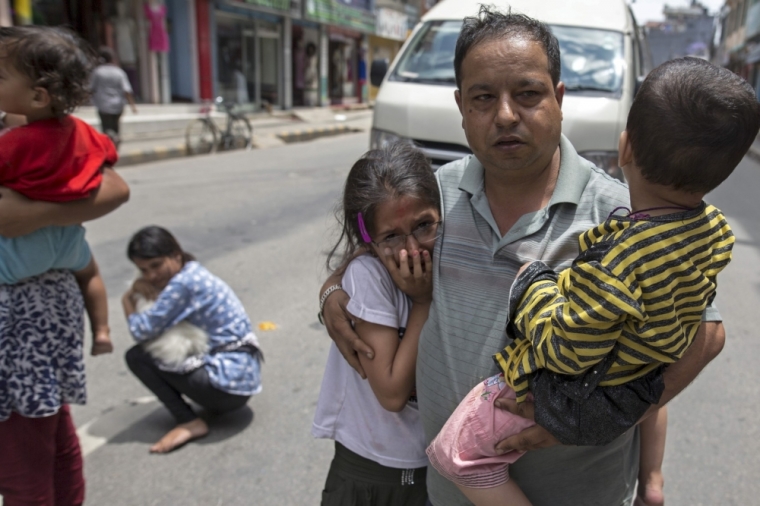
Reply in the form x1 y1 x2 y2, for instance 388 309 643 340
229 116 253 151
185 119 218 155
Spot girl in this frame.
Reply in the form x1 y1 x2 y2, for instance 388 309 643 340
312 142 440 505
122 226 263 454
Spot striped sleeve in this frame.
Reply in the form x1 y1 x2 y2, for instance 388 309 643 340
504 259 645 393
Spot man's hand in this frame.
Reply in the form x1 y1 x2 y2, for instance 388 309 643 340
494 398 560 453
516 261 533 278
322 288 374 379
380 248 432 304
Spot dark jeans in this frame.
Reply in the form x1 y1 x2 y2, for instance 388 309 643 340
98 111 122 148
125 345 250 424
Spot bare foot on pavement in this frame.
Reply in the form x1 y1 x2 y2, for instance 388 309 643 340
150 418 209 454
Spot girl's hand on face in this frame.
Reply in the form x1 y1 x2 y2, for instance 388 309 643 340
381 247 433 305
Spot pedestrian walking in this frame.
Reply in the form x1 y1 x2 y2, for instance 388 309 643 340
0 26 129 505
313 143 436 505
89 46 137 148
122 226 263 454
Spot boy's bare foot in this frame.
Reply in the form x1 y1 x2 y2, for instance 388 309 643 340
149 418 209 454
634 473 665 506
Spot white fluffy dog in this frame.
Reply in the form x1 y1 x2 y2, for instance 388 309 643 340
135 294 209 367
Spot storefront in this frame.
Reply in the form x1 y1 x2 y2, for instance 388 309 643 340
305 0 373 105
214 0 292 110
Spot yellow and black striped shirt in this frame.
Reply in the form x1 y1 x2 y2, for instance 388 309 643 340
494 203 734 402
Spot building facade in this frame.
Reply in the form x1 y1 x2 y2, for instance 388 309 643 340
2 0 430 108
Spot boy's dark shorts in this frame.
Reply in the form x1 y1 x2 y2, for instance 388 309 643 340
529 364 665 447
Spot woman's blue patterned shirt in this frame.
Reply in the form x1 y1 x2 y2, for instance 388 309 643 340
128 261 262 396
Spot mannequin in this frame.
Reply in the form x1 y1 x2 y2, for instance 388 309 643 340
144 0 170 103
144 0 169 53
114 1 137 64
304 42 318 106
113 0 139 96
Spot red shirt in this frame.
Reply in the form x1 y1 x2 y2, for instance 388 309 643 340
0 115 117 202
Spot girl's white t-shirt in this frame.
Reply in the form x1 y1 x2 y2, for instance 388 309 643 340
312 254 429 469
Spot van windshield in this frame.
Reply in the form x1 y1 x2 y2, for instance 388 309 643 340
391 21 625 94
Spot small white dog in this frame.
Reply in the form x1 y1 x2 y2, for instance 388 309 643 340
134 293 209 367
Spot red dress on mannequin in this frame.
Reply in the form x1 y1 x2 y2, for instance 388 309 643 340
144 2 169 52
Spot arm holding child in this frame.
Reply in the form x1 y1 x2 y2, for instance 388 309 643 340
0 167 130 237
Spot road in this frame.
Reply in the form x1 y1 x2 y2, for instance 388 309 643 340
69 134 759 505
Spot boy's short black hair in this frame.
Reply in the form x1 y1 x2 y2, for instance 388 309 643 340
627 57 760 194
0 26 95 117
454 5 560 90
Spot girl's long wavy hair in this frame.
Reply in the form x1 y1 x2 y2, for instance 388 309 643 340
326 142 440 273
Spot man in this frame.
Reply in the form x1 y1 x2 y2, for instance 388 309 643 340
90 46 138 149
321 7 725 506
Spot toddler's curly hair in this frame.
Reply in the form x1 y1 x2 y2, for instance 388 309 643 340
0 26 95 117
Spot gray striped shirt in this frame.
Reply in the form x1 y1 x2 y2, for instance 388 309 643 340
419 135 720 506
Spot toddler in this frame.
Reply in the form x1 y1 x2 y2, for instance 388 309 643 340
0 26 117 355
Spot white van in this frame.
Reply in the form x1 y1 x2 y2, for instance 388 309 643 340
369 0 647 177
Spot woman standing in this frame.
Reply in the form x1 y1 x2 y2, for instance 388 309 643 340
122 226 263 453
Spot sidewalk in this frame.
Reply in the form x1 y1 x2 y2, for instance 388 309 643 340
73 104 373 167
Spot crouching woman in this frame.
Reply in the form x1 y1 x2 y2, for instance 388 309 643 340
122 226 262 453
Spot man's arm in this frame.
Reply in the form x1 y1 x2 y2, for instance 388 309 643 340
0 167 129 237
493 321 725 453
320 273 375 379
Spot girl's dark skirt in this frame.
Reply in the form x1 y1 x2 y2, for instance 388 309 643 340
321 441 428 506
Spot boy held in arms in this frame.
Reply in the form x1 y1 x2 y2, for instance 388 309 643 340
428 57 760 506
0 26 117 355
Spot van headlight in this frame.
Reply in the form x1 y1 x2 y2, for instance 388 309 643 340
580 151 624 181
370 128 414 150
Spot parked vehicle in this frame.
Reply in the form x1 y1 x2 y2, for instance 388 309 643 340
369 0 648 178
186 97 253 155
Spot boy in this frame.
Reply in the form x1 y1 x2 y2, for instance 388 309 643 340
0 26 117 355
428 57 760 506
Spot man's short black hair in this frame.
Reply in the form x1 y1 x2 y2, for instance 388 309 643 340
627 57 760 194
0 26 95 117
454 5 560 90
99 46 115 64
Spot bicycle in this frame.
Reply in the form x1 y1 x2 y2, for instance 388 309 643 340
186 97 253 155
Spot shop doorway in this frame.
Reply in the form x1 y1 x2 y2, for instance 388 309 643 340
216 14 282 111
328 39 357 104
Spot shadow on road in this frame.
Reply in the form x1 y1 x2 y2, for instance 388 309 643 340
87 401 255 449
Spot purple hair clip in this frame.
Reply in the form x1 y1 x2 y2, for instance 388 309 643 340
357 212 372 243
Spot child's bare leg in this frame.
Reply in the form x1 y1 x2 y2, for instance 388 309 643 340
458 480 533 506
635 406 667 506
74 258 113 356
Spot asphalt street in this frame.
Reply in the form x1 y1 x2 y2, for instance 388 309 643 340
64 135 760 505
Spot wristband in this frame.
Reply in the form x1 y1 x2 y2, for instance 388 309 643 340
318 284 343 325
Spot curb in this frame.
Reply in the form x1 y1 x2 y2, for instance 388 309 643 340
277 124 359 144
117 143 188 167
115 125 363 167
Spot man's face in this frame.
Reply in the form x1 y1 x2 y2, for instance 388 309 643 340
455 36 564 176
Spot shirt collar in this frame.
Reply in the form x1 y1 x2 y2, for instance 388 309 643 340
457 134 592 208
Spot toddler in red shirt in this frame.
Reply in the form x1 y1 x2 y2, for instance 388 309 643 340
0 26 116 355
